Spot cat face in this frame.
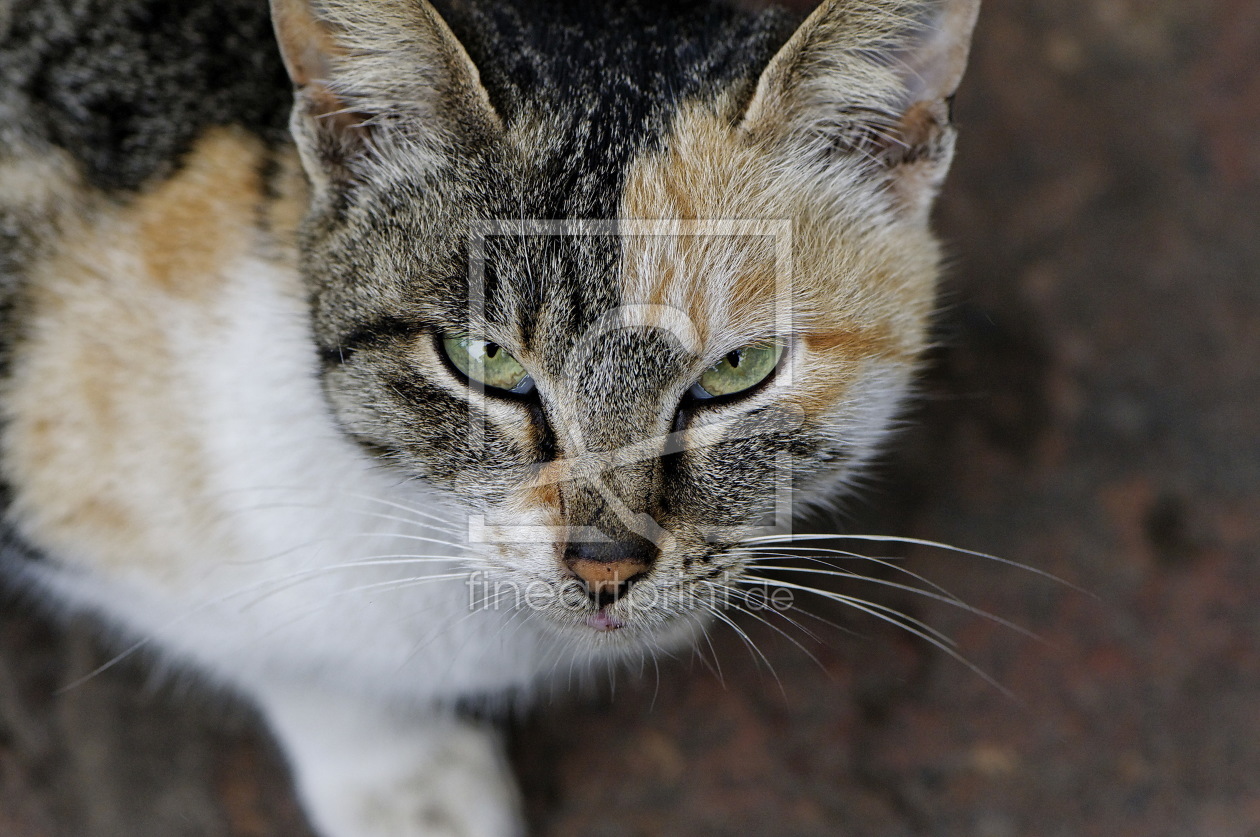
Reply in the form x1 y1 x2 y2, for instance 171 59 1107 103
272 0 978 643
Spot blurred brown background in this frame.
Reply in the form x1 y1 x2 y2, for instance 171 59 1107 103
3 0 1259 834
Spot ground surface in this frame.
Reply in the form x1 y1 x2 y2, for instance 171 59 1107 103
3 0 1259 835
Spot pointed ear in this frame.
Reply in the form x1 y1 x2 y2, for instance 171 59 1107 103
741 0 981 220
270 0 500 192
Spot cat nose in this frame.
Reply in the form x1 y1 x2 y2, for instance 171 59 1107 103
562 541 654 607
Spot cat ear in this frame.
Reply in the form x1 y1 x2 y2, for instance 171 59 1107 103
741 0 981 220
270 0 501 191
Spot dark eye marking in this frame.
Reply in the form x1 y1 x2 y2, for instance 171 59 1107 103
318 316 424 366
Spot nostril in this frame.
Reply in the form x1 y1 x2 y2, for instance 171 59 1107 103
565 559 649 605
562 541 654 607
583 571 646 608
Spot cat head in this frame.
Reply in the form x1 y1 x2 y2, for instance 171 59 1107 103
270 0 979 647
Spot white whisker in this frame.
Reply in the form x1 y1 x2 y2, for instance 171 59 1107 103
695 597 784 696
347 531 470 552
742 563 1043 644
742 575 958 649
701 581 828 677
741 574 1017 701
744 533 1084 594
249 573 474 642
217 486 467 533
694 613 726 687
235 555 469 611
743 547 960 602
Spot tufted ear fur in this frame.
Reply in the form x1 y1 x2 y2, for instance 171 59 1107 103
270 0 501 193
740 0 980 221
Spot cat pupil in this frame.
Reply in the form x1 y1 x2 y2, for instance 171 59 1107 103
727 350 742 368
485 343 500 359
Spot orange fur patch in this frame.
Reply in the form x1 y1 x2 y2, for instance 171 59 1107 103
132 128 268 298
619 102 940 426
803 325 894 358
0 128 294 576
522 460 566 512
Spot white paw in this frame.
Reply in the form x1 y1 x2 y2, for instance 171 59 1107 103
250 685 524 837
335 722 523 837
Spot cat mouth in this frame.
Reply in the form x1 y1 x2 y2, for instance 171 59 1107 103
583 609 626 632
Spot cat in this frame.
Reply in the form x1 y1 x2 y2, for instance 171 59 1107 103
0 0 979 834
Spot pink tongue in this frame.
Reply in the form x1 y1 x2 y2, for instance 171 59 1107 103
585 611 625 632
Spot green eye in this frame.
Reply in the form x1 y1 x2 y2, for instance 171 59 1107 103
441 335 534 394
691 342 783 400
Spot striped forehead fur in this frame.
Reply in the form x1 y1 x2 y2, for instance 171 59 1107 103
302 0 797 191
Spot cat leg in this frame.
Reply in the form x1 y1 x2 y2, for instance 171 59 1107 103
249 683 524 837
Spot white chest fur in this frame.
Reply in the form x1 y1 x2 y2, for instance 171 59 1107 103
5 246 550 706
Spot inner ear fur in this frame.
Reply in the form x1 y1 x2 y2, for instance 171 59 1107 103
269 0 501 187
740 0 981 217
